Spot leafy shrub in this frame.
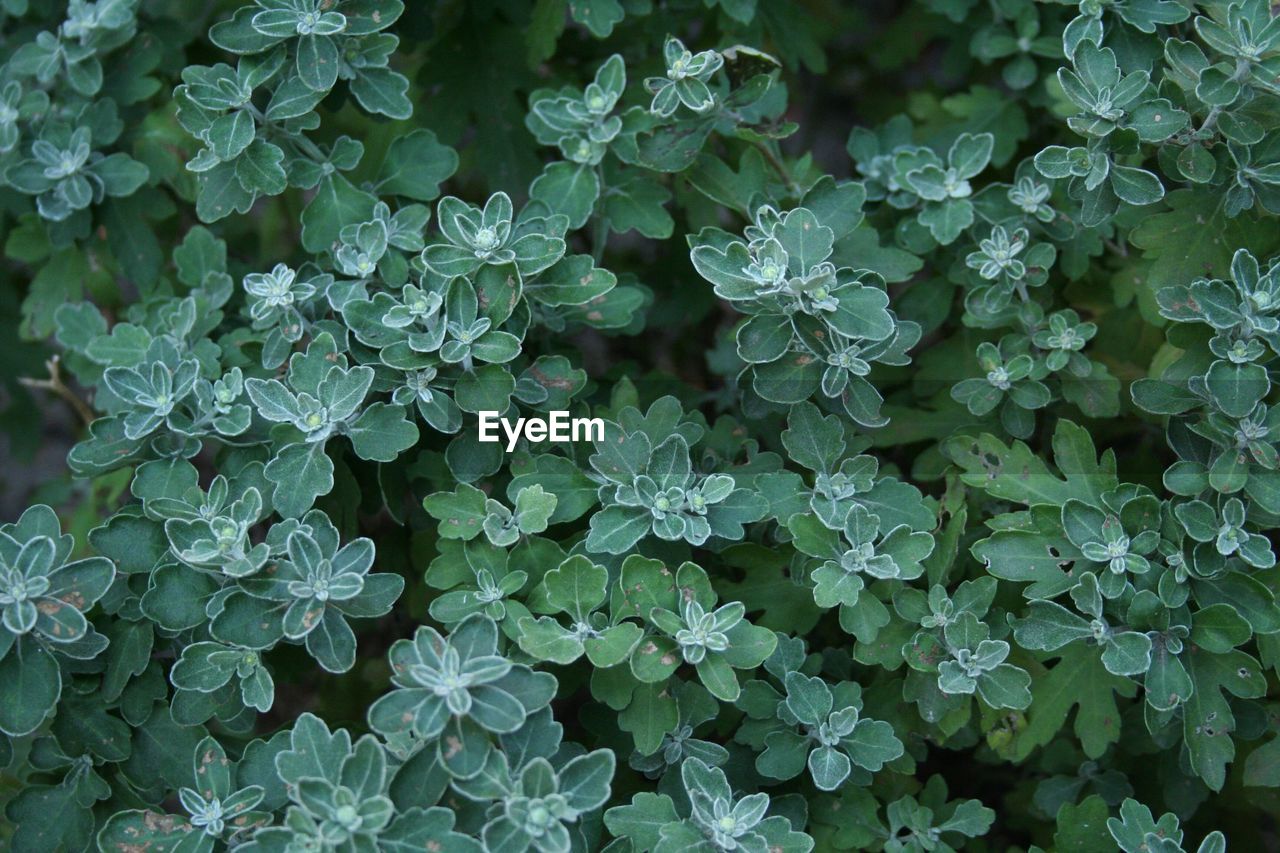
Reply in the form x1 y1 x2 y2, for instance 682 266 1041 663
3 0 1280 850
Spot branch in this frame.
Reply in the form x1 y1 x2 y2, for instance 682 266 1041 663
19 355 95 428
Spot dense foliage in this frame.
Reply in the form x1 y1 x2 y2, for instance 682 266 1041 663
2 0 1280 849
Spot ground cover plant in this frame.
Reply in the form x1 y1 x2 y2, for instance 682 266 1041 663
1 0 1279 849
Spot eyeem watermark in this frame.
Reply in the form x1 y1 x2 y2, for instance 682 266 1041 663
477 410 605 451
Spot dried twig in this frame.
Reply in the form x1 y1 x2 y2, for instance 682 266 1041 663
19 355 95 428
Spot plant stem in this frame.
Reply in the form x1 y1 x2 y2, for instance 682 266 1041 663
247 102 328 163
591 163 609 264
20 356 94 428
752 138 800 199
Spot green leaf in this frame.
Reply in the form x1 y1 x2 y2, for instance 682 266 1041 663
23 249 103 339
0 639 60 736
945 420 1117 507
759 728 810 781
1005 645 1135 761
1184 647 1266 790
530 161 600 230
1130 188 1274 290
265 442 335 518
542 555 607 619
424 483 488 540
630 634 682 684
783 671 832 725
196 160 257 222
266 73 326 119
377 129 458 201
509 454 598 523
585 623 642 668
569 0 625 37
1054 795 1113 851
605 792 680 850
102 196 163 287
782 401 845 473
844 717 903 771
808 745 851 791
948 132 994 178
453 365 516 413
918 198 974 245
517 616 583 663
605 175 674 238
351 66 413 120
235 139 288 196
1110 165 1164 205
348 403 419 462
301 173 377 253
586 506 651 554
1205 359 1269 418
558 748 615 811
618 683 677 755
297 33 339 92
172 225 226 288
696 652 741 701
102 620 154 701
774 207 834 272
207 109 254 161
1243 735 1280 788
10 782 99 852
